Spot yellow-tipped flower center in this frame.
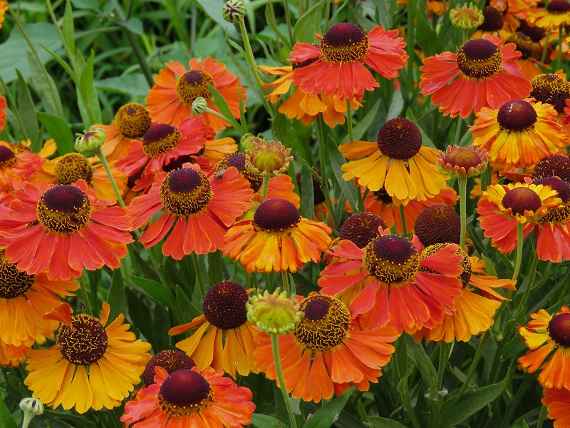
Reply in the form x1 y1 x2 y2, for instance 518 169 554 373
54 153 93 185
0 252 34 299
364 235 420 284
320 23 369 63
176 71 213 107
36 185 91 233
58 315 108 365
115 103 151 138
457 39 502 79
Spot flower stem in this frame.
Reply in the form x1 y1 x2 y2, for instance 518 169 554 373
512 223 524 283
281 271 291 294
283 0 294 45
261 173 270 199
458 175 468 250
21 413 33 428
96 149 126 208
399 204 408 236
346 101 354 142
458 332 486 395
271 334 297 428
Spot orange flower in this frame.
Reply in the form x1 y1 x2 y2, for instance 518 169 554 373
318 234 463 333
420 37 531 118
121 366 255 427
223 198 331 272
147 58 246 130
141 349 195 386
129 166 253 259
0 341 28 367
255 294 399 402
529 0 570 29
290 23 407 99
0 181 133 280
543 388 570 428
0 1 8 30
519 306 570 389
530 73 570 113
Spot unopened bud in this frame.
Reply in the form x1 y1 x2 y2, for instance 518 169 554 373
191 96 209 115
223 0 245 23
74 127 106 156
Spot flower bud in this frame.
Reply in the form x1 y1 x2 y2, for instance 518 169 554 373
223 0 245 23
191 96 209 115
450 3 484 29
74 127 106 156
247 288 302 335
19 397 43 428
246 137 292 176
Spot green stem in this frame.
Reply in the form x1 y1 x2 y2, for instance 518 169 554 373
281 271 291 294
261 173 270 199
537 405 547 428
97 149 126 208
399 204 408 236
267 2 289 47
191 254 206 298
346 101 353 142
204 105 241 130
283 0 294 45
21 413 34 428
436 343 451 391
512 223 524 283
458 333 486 395
124 27 153 87
271 335 298 428
458 176 468 250
556 26 564 69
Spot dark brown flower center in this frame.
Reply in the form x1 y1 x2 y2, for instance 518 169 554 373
549 313 570 347
115 103 151 139
547 0 570 13
254 198 301 231
218 153 263 192
364 235 419 284
478 6 504 32
502 187 541 214
0 252 34 299
377 118 422 160
203 281 248 330
530 74 570 113
374 188 393 204
163 155 195 172
294 295 350 352
339 213 385 248
0 146 16 169
58 315 108 365
160 168 212 216
54 153 93 185
534 155 570 182
143 124 181 157
518 20 546 42
457 39 502 79
160 369 211 412
497 100 538 131
176 71 213 107
143 350 195 386
37 185 91 233
415 205 460 246
535 176 570 203
320 23 369 63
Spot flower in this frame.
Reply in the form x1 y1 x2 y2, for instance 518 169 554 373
534 154 570 182
450 3 484 29
530 73 570 113
0 1 8 29
318 234 463 333
25 303 151 414
121 367 255 427
247 288 302 334
477 183 561 253
223 0 245 22
476 6 506 35
0 182 133 280
341 118 448 203
246 136 292 177
420 37 531 118
471 99 566 171
290 23 408 99
519 306 570 389
529 0 570 29
543 388 570 428
414 204 460 247
339 212 386 248
129 166 253 259
147 58 247 130
215 152 263 191
0 251 77 347
141 350 195 386
223 198 331 272
0 342 28 367
508 20 548 63
255 294 399 402
440 145 488 177
74 128 106 156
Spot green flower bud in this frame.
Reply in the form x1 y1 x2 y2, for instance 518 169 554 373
246 137 292 176
247 288 302 335
19 398 43 428
223 0 245 23
74 127 106 156
450 3 484 29
191 96 209 115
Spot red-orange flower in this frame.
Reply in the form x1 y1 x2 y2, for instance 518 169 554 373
147 58 246 130
420 37 531 118
129 165 253 259
543 388 570 428
0 181 133 280
291 23 408 99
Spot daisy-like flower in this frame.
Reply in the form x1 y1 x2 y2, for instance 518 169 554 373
477 182 561 253
260 65 361 128
472 99 566 171
0 251 77 347
129 165 253 259
147 58 247 130
530 73 570 113
450 3 484 29
507 22 545 80
169 281 258 377
141 350 195 386
290 23 408 99
440 145 488 177
0 182 132 280
121 366 255 427
420 37 531 118
543 388 570 428
0 342 28 367
255 294 399 402
519 306 570 389
529 0 570 29
414 205 460 247
534 154 570 182
25 303 151 414
341 118 448 203
244 136 292 178
223 198 331 272
318 234 463 333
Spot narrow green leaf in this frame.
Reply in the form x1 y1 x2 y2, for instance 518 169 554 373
404 336 437 390
252 414 287 428
0 394 16 428
15 71 41 150
367 416 409 428
26 50 64 117
96 73 149 98
195 0 239 38
129 275 174 307
209 84 242 131
386 89 404 121
63 0 77 66
328 145 359 211
77 50 102 125
300 165 315 218
37 112 74 154
121 17 144 35
172 285 199 324
303 389 353 428
108 270 128 321
294 1 324 43
342 98 381 144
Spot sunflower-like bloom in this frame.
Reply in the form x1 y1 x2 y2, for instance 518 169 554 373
341 118 448 203
0 181 132 280
147 58 247 130
25 303 151 414
318 234 463 333
543 388 570 428
169 281 258 378
529 0 570 29
440 145 488 178
477 182 561 253
472 99 566 171
0 342 28 367
255 294 399 402
223 198 331 272
420 37 531 118
290 23 408 99
121 366 255 427
519 306 570 390
129 165 253 259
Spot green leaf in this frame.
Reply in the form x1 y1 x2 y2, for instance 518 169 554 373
294 1 324 43
96 74 149 98
195 0 239 38
342 98 381 144
0 394 16 428
72 0 100 10
386 89 404 121
129 275 174 307
209 84 242 131
108 270 128 321
367 416 409 428
172 285 199 324
303 389 353 428
15 71 41 150
121 18 144 35
37 112 74 154
299 165 315 218
26 50 64 117
252 414 287 428
63 0 78 67
404 336 437 390
77 50 102 125
328 144 360 211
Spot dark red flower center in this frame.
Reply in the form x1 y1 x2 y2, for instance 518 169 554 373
549 313 570 346
37 185 91 233
142 350 195 386
463 39 498 59
115 102 151 138
534 155 570 182
42 185 87 213
0 146 15 166
373 235 416 263
339 213 385 248
160 369 211 407
479 6 504 32
203 281 248 330
415 205 460 246
457 39 502 78
176 71 213 106
377 118 422 160
502 187 541 214
143 123 180 157
518 20 546 42
168 168 202 193
534 176 570 203
497 100 538 131
0 252 34 299
530 74 570 113
320 23 368 63
160 168 212 216
547 0 570 13
304 298 330 321
58 315 108 365
323 23 366 47
254 198 301 231
364 235 420 284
